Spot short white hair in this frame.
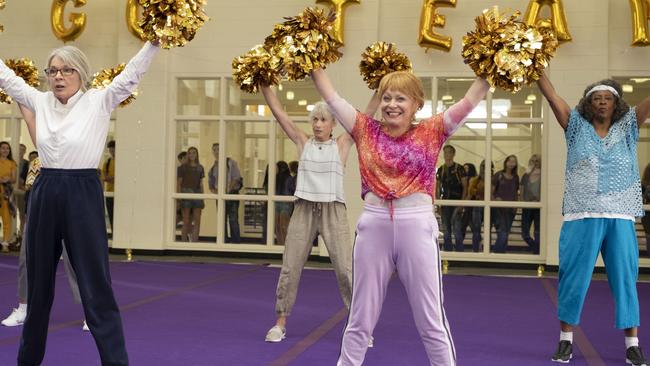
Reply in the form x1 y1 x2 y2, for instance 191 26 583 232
308 101 337 125
46 45 91 91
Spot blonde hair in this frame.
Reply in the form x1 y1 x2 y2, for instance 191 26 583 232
309 101 337 125
377 71 425 109
46 45 91 91
526 154 541 174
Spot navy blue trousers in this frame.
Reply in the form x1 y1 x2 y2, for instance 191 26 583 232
18 169 128 366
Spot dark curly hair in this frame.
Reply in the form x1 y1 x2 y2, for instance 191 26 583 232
576 79 630 124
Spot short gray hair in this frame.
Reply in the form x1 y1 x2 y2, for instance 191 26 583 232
308 101 337 125
46 45 91 91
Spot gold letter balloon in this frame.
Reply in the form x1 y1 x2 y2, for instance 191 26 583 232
126 0 146 41
629 0 650 46
523 0 572 42
51 0 87 43
315 0 360 44
418 0 457 52
0 0 5 33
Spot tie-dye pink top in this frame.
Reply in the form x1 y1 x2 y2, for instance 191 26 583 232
351 111 448 200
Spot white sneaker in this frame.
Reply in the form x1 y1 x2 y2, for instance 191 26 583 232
265 325 286 342
82 320 89 331
1 308 26 327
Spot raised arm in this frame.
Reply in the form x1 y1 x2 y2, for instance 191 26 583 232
17 103 36 145
636 95 650 128
536 72 571 130
100 41 160 112
443 77 490 136
261 85 308 147
0 62 42 110
310 68 357 133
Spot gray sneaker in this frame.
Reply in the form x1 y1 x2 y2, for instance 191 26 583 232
265 325 286 342
626 346 648 366
552 340 573 363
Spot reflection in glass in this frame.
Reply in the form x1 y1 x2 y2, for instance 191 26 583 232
612 77 650 107
492 83 542 118
177 147 207 242
489 206 539 254
491 123 542 175
520 154 541 253
225 79 321 117
177 79 220 115
435 77 484 116
176 121 220 168
173 198 216 244
224 199 242 243
225 120 268 193
227 199 266 245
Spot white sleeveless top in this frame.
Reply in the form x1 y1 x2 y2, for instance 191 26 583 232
294 138 345 203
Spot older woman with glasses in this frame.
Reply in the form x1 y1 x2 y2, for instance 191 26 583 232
0 41 159 366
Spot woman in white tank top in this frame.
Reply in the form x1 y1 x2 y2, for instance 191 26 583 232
260 83 377 343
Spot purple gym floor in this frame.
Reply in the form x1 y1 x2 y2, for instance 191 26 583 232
0 255 647 365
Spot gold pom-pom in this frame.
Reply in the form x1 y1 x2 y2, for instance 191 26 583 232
462 7 558 93
264 7 342 81
0 58 40 104
359 42 412 90
232 45 281 94
91 64 138 107
138 0 209 49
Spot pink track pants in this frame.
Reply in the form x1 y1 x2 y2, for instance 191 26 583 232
337 203 456 366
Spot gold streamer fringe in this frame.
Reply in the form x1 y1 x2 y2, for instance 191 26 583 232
92 63 138 107
232 45 281 94
359 41 412 90
138 0 209 49
462 7 558 93
0 58 40 104
264 7 342 81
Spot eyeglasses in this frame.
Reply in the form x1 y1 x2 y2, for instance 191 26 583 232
44 67 77 77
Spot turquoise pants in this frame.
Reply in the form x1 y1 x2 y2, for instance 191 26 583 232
558 218 640 329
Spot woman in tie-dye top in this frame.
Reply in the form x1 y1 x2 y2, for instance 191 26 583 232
312 68 489 366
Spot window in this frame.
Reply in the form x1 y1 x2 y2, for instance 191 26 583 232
171 77 323 251
431 77 544 259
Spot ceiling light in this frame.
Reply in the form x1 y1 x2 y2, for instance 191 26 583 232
526 94 537 101
441 95 453 101
306 104 314 111
524 100 533 105
286 91 294 100
630 78 650 83
622 84 633 93
278 84 283 91
298 99 307 106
